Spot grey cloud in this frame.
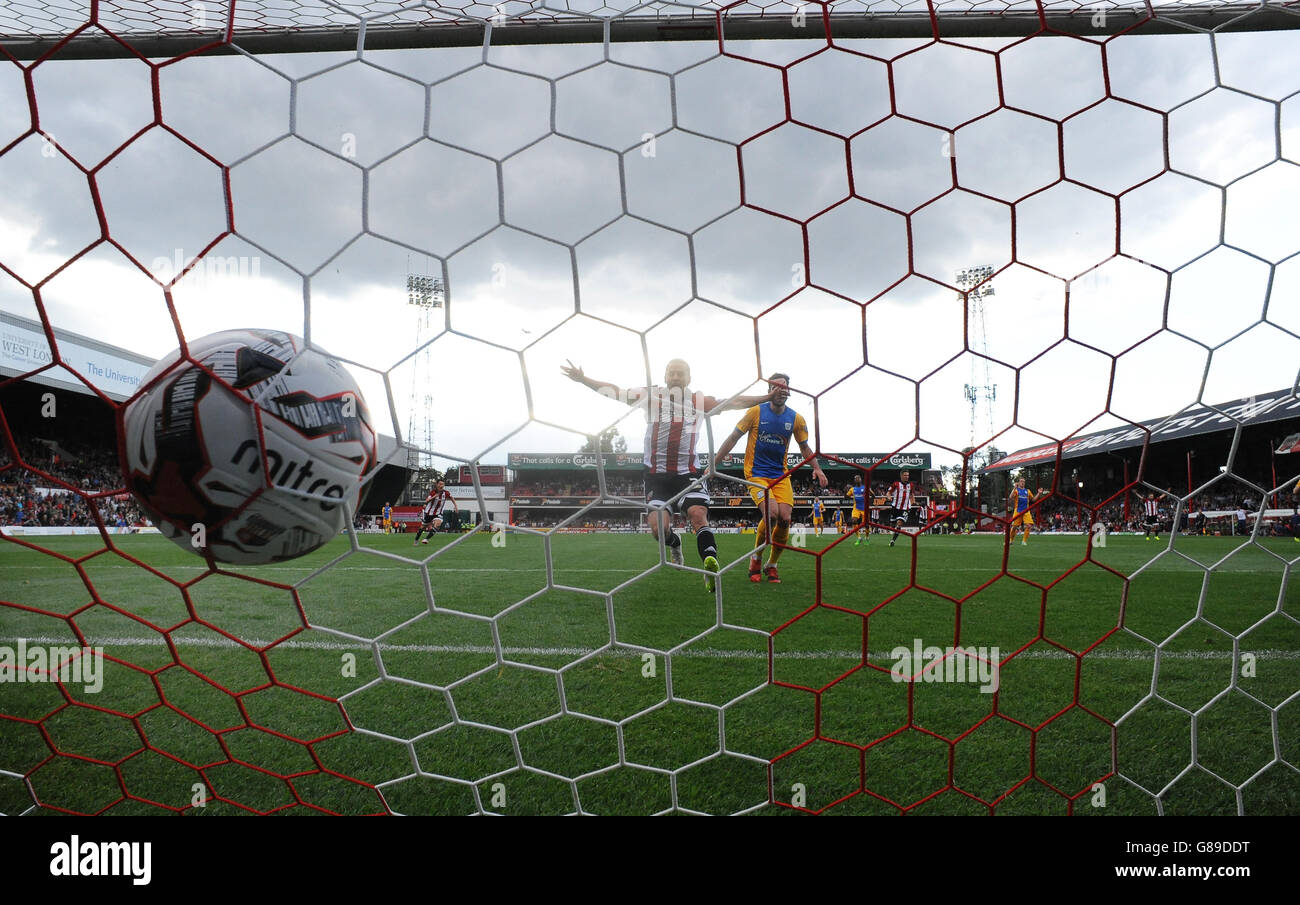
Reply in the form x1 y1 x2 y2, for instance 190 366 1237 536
999 35 1105 121
787 48 892 137
501 135 624 244
740 122 850 222
29 56 155 164
673 53 785 142
0 135 102 284
159 53 292 164
429 64 552 159
368 139 501 258
0 63 29 141
1105 32 1216 111
554 62 673 152
693 206 805 314
1214 29 1300 100
849 118 953 213
807 200 910 301
231 135 364 273
295 59 427 167
621 128 739 233
97 128 230 269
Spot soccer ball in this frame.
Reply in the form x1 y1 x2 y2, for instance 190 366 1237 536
121 329 377 564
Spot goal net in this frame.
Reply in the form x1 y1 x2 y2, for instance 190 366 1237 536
0 0 1298 815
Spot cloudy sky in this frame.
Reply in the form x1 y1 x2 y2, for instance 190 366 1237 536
1 8 1299 474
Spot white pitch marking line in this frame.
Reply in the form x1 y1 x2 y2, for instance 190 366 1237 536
5 635 1298 661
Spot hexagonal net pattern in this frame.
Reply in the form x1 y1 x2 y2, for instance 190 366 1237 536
1 3 1299 815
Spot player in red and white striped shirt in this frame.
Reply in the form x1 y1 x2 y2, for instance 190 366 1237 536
1143 493 1161 541
886 470 916 547
413 479 458 545
562 358 772 591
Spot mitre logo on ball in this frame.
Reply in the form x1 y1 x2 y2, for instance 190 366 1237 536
120 328 376 564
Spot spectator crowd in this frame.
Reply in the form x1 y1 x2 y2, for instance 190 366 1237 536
1 438 146 528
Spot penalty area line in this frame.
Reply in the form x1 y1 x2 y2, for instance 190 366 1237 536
5 635 1299 661
0 563 1288 574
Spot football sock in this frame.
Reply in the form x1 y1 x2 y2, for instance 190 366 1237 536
770 523 789 563
697 528 717 562
754 519 767 551
665 529 681 549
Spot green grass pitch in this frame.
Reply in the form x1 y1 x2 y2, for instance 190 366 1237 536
1 529 1297 815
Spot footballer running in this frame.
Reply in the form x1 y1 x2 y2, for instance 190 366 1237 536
413 479 458 545
714 373 827 584
849 473 869 546
886 469 918 547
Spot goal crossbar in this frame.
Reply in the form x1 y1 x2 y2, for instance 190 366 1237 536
3 3 1300 61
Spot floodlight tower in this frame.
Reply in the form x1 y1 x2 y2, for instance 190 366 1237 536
956 265 998 463
406 270 444 498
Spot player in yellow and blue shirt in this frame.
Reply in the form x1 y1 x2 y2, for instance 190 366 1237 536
811 497 824 535
849 474 869 546
382 502 393 535
714 373 827 583
1007 476 1048 546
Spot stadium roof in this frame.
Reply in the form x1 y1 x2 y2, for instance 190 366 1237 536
1 310 153 402
983 387 1300 474
1 311 411 465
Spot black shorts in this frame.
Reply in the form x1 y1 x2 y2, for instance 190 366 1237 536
1144 517 1159 528
645 471 710 514
890 507 909 525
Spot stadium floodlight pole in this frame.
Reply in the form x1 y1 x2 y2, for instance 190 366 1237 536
406 273 444 485
957 265 997 463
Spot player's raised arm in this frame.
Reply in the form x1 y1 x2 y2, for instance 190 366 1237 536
561 360 635 405
707 382 775 413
